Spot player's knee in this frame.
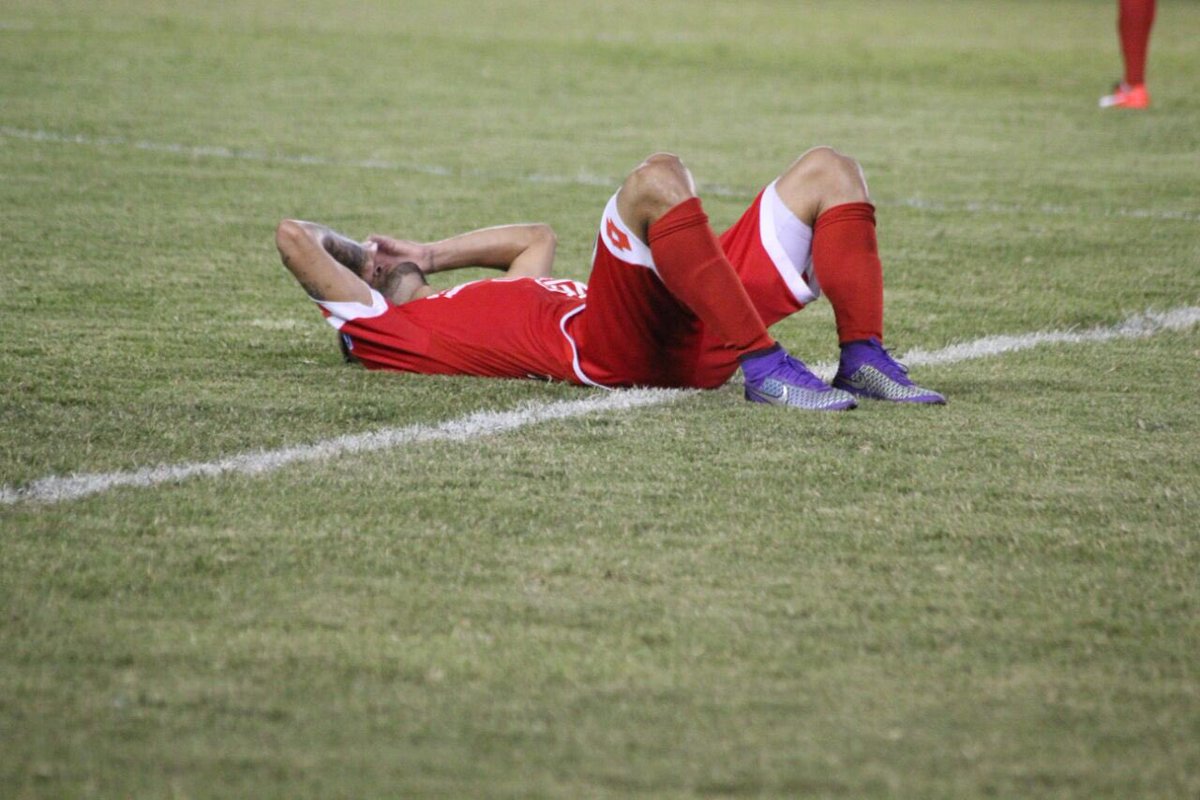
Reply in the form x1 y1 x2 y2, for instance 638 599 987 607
625 153 695 206
639 151 686 173
793 146 868 200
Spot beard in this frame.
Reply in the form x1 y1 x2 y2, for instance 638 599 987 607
376 261 426 303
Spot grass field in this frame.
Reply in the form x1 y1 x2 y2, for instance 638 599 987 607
2 0 1199 797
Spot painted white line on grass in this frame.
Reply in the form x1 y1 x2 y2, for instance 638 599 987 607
890 197 1200 223
808 306 1200 381
899 306 1200 367
3 306 1197 507
3 126 1197 223
0 389 690 507
0 126 611 186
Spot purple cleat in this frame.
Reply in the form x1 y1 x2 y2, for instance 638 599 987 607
742 345 858 411
833 339 945 404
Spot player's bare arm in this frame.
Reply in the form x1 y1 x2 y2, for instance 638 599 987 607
369 223 556 279
275 219 378 304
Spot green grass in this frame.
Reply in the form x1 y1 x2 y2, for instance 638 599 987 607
2 1 1198 797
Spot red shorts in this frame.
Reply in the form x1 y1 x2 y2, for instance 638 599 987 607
570 181 822 388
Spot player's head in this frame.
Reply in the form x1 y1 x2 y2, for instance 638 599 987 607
323 241 430 305
374 261 430 304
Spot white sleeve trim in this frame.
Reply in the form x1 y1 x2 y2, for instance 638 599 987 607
315 288 389 331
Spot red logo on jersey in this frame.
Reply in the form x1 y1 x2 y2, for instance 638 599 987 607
606 218 631 252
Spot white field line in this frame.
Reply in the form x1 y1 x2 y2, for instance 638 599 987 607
810 306 1200 380
897 306 1200 368
3 126 1197 223
3 306 1198 507
0 389 689 506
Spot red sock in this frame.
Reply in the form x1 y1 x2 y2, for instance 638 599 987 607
1119 0 1156 85
812 202 884 344
647 198 774 354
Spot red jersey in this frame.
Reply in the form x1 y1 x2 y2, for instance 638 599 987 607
318 277 596 385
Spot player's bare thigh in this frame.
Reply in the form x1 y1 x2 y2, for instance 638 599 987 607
773 146 871 224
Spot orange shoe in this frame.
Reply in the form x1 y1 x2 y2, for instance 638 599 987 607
1099 81 1150 109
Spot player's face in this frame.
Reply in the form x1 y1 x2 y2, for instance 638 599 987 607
375 262 429 304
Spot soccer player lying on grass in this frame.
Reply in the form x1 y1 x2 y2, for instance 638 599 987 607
275 148 944 410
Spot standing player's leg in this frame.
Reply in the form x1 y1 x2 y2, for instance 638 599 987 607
611 153 857 409
771 147 945 404
1101 0 1156 109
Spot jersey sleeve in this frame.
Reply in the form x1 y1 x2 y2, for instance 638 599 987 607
315 288 389 331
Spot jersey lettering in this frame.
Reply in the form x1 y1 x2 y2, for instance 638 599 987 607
533 277 588 299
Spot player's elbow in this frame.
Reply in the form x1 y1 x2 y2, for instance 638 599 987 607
275 219 306 256
525 223 557 276
275 219 321 272
506 223 557 278
529 223 557 251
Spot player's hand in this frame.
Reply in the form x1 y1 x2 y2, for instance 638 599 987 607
367 235 435 274
359 240 382 285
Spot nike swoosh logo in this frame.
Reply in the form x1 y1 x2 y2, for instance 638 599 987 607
753 381 788 404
